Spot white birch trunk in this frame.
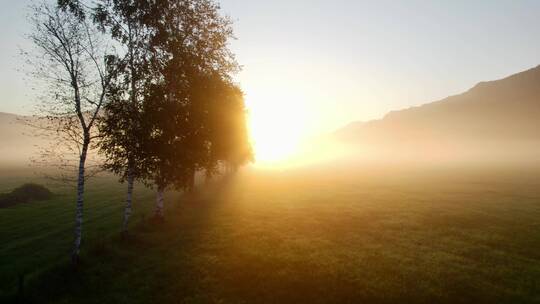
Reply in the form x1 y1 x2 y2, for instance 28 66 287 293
154 187 164 219
72 141 88 264
122 167 135 233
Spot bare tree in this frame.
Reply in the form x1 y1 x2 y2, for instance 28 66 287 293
26 1 116 264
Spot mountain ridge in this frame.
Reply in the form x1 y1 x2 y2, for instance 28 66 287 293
335 65 540 161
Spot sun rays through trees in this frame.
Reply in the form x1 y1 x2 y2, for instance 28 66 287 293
27 0 252 263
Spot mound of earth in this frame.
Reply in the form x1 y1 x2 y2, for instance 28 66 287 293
0 183 53 208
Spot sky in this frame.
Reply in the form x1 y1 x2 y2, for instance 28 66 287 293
2 0 540 139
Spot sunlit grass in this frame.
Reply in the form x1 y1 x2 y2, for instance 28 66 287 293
2 165 540 303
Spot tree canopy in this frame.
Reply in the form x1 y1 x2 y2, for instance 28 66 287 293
76 0 252 218
26 0 253 262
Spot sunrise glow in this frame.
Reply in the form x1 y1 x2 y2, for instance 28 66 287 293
246 92 312 166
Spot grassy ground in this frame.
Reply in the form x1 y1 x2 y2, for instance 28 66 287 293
1 165 540 303
0 169 165 299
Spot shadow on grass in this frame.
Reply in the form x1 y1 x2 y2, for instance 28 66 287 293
6 180 232 304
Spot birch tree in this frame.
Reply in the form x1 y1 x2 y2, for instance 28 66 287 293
143 0 240 218
27 2 116 264
91 0 155 234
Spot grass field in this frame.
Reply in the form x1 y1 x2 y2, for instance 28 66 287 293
1 164 540 303
0 168 168 299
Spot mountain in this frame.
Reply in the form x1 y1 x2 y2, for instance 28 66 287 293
335 65 540 162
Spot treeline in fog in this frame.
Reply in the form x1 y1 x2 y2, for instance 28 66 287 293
24 0 252 264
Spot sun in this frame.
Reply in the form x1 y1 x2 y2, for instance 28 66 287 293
246 93 310 167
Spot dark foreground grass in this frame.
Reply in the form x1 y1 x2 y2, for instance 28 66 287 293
0 169 167 299
2 165 540 303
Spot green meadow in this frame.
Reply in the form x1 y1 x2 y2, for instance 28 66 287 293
1 165 540 303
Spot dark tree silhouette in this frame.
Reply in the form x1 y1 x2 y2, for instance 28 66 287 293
207 79 253 175
141 0 241 218
58 0 252 223
91 0 157 233
192 74 253 179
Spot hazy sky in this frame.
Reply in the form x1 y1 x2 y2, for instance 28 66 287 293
2 0 540 136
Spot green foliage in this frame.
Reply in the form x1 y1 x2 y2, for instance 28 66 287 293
133 0 248 191
96 0 252 193
94 0 158 185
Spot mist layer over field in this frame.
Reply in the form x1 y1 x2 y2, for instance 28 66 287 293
1 162 540 303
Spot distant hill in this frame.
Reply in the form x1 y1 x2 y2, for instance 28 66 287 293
335 65 540 162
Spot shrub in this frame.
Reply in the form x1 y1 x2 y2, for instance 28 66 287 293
0 183 52 208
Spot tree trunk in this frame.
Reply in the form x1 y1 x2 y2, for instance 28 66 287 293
205 169 212 184
72 140 88 264
187 167 195 192
154 187 164 219
122 167 135 234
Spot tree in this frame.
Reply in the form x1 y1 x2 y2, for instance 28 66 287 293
205 77 253 175
27 1 116 264
98 96 149 232
57 0 155 233
91 0 156 233
141 0 241 218
141 86 193 218
56 0 252 225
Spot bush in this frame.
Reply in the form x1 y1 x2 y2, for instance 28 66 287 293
0 183 52 208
